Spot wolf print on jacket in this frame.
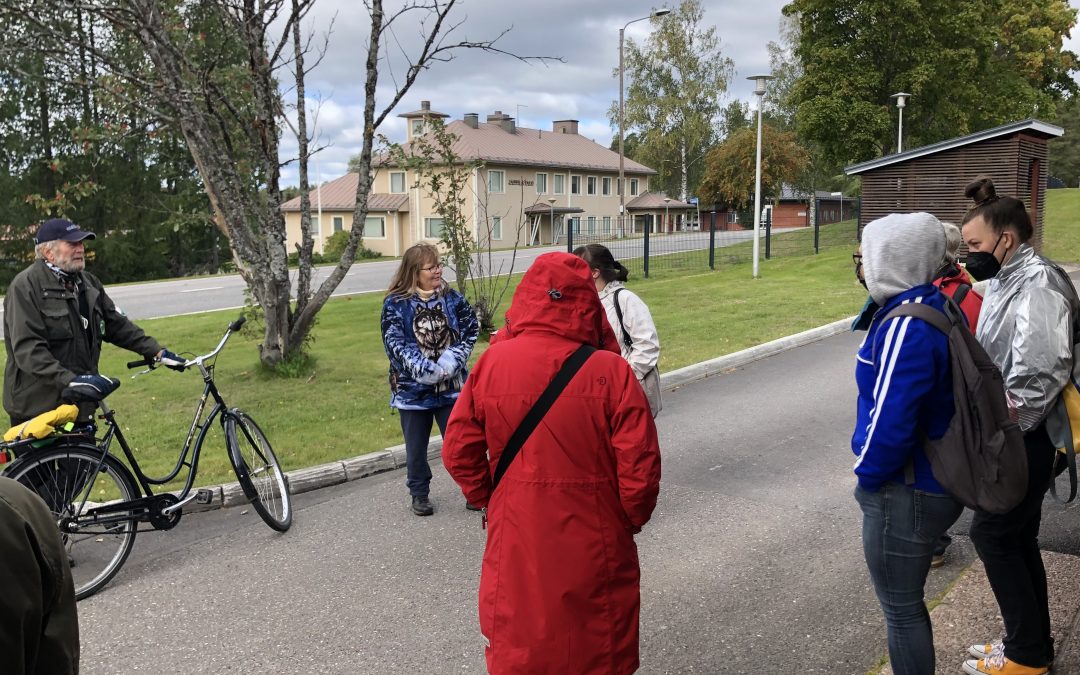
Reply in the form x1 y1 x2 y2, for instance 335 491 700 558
381 288 479 410
414 304 459 359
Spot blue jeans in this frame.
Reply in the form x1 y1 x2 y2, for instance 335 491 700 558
399 406 452 497
855 483 963 675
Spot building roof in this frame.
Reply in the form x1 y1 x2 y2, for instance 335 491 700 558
280 174 409 212
845 118 1064 175
626 192 694 210
398 101 449 119
523 204 585 215
383 120 656 174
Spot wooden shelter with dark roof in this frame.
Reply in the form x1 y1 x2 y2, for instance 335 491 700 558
845 119 1063 251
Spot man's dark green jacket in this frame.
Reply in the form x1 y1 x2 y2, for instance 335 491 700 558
3 260 162 423
0 476 79 673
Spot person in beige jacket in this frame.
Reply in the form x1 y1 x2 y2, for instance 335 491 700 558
574 244 661 416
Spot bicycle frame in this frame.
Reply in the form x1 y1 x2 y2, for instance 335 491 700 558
79 321 245 520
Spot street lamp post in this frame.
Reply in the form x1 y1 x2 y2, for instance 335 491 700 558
831 191 844 223
548 197 557 246
748 74 774 279
663 197 671 233
890 92 910 153
619 8 670 239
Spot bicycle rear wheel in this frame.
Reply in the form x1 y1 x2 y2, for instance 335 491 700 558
3 443 139 600
224 409 292 532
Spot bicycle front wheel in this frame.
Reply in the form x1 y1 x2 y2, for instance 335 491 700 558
224 409 292 532
3 444 139 600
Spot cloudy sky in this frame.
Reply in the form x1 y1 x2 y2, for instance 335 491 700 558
279 0 1080 188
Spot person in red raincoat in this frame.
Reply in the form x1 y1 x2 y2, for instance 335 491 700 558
442 252 662 675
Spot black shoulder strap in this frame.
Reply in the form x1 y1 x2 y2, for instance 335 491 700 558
491 344 596 491
949 282 971 307
612 288 633 349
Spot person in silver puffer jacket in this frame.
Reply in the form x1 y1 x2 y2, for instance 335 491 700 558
959 176 1077 675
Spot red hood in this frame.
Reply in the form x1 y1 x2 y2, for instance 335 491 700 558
494 252 620 353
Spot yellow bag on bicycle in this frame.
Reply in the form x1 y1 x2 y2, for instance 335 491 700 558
2 404 79 442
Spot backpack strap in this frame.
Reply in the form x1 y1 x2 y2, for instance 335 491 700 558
881 302 953 334
491 344 596 492
949 282 971 307
612 288 634 350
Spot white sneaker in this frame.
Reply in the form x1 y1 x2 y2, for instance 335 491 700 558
969 641 1002 659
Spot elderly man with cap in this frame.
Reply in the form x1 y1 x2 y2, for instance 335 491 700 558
3 218 185 426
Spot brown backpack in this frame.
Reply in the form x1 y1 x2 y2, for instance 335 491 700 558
883 301 1027 514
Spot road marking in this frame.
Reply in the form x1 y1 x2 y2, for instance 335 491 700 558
180 286 225 293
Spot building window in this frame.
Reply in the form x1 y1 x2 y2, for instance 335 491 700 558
554 174 566 195
333 216 344 232
568 217 580 234
390 172 406 194
602 177 611 196
629 178 639 196
365 216 386 238
571 175 581 195
603 216 612 233
536 173 548 195
425 217 445 239
488 170 505 194
587 176 597 196
491 216 502 240
411 119 424 136
587 216 596 234
727 212 738 224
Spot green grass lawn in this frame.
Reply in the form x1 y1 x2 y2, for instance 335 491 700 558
2 233 867 488
1043 188 1080 263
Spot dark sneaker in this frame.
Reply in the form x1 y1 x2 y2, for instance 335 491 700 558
411 495 434 516
465 502 483 512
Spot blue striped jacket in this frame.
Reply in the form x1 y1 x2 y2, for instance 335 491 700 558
852 284 955 493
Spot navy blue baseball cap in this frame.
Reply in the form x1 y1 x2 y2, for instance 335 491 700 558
35 218 96 245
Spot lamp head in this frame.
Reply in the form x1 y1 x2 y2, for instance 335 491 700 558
548 198 556 205
890 92 911 109
652 9 671 18
747 74 775 96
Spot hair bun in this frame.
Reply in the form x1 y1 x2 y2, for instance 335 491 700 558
964 176 998 207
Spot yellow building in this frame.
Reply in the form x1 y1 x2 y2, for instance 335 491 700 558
281 101 663 256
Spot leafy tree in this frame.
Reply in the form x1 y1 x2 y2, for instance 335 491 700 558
697 124 809 209
0 0 552 366
1050 95 1080 186
718 100 750 140
783 0 1079 166
610 0 733 201
383 119 520 334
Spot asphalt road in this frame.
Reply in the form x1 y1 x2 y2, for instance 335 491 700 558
73 331 1080 674
0 228 795 337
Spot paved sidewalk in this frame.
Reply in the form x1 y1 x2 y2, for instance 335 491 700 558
879 551 1080 674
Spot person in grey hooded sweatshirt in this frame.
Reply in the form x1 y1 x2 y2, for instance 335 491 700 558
852 212 962 675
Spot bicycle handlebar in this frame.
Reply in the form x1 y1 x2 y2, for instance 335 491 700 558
126 315 245 374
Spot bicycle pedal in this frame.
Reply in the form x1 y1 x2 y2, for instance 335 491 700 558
195 489 214 505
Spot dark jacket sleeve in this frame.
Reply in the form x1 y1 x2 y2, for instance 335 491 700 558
0 477 80 674
5 276 77 388
91 275 162 357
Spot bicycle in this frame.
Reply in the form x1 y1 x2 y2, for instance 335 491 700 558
0 315 292 600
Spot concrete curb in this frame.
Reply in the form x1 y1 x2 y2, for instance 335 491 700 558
186 317 855 513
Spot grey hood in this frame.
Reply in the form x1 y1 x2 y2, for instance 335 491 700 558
862 212 945 305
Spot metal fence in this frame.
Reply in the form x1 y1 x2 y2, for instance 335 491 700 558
560 209 860 278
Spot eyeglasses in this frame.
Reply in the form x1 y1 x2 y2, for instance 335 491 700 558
421 263 443 273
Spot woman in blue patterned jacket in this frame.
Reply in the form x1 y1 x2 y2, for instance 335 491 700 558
382 243 479 516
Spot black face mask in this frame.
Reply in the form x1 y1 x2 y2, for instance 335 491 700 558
965 232 1005 282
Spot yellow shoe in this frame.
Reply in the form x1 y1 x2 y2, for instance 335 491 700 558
962 652 1048 674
